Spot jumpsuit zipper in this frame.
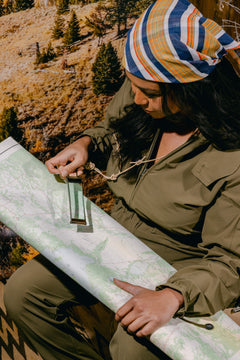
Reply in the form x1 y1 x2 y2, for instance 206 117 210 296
129 130 201 205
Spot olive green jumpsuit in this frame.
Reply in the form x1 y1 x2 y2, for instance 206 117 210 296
4 78 240 359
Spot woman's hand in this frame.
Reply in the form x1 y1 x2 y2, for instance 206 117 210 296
45 136 92 178
114 278 184 337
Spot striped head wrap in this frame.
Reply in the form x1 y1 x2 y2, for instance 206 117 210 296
124 0 240 83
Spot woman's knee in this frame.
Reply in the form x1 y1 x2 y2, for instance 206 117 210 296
4 254 96 325
4 255 72 321
4 256 46 322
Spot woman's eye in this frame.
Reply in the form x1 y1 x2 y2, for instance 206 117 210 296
146 93 161 99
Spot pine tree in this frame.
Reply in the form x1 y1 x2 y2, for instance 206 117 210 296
56 0 69 15
85 4 110 46
134 0 154 16
35 42 56 65
15 0 34 11
0 0 3 17
92 42 123 96
52 15 65 39
106 0 135 35
9 244 26 267
64 10 81 46
106 0 153 35
45 42 56 61
4 0 13 15
9 245 25 267
35 42 41 65
0 107 21 142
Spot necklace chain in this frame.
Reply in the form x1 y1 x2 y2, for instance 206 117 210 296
88 129 199 181
88 155 164 181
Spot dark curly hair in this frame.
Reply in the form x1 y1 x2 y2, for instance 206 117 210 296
110 57 240 176
168 57 240 151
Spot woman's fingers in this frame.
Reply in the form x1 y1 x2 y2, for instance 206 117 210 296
115 301 133 322
45 136 91 177
113 278 145 295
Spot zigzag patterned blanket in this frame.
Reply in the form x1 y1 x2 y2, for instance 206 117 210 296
0 282 42 360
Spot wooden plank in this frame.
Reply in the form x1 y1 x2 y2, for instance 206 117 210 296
192 0 240 39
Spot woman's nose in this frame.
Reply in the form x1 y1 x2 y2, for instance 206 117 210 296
134 89 148 106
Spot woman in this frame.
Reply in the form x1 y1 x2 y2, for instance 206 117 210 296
4 0 240 359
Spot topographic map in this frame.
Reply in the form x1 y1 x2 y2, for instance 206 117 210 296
0 137 240 360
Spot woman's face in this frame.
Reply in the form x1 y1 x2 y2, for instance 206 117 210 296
126 70 179 119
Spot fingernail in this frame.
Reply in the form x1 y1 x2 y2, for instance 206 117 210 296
61 170 67 178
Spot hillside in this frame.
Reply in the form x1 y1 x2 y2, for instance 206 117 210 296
0 2 129 281
0 3 127 159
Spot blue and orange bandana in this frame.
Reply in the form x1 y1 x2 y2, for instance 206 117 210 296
124 0 240 83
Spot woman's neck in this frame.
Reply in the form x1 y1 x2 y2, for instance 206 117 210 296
154 130 196 163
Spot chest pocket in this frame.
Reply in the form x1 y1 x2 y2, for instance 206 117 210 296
191 151 240 188
132 150 240 236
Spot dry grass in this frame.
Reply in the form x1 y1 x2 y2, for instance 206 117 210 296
0 3 128 164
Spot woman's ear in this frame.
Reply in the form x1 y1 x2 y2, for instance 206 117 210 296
166 90 181 115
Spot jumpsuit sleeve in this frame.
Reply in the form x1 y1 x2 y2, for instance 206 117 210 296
157 170 240 317
81 77 134 166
